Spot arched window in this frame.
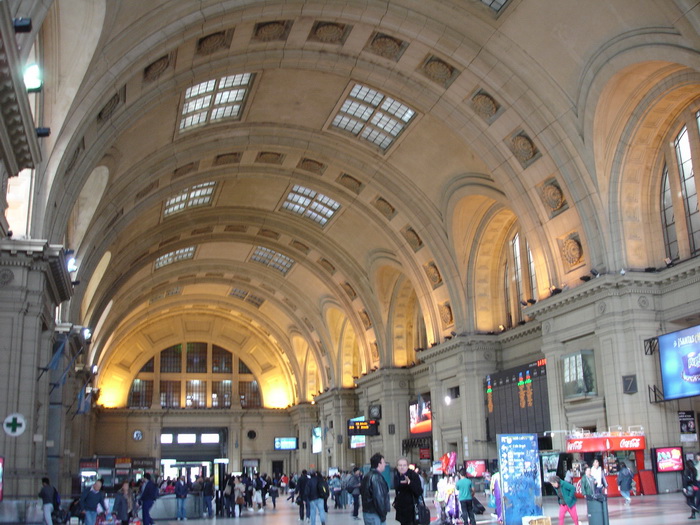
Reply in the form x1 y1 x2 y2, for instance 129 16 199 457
503 231 538 328
660 109 700 261
126 343 261 409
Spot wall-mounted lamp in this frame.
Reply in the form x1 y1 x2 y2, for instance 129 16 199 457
23 64 42 92
526 298 536 305
497 324 506 332
13 18 32 33
520 299 529 306
590 268 600 277
550 286 562 295
36 127 51 138
579 275 591 282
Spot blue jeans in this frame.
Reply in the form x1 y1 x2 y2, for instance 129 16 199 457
43 503 54 525
204 495 213 518
177 497 187 519
352 494 360 517
620 489 631 503
309 498 325 525
363 511 385 525
84 510 97 525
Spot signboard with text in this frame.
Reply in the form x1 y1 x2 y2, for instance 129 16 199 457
565 435 645 453
498 434 543 525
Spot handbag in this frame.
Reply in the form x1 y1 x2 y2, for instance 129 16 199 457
684 486 695 497
235 496 245 505
413 495 430 525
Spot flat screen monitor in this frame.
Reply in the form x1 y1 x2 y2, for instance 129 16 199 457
658 324 700 400
274 437 298 450
654 446 684 472
311 427 322 454
409 394 432 437
464 459 487 478
349 416 366 449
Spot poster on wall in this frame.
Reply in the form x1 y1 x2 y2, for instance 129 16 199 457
497 434 543 525
654 446 684 472
312 427 322 454
679 411 698 442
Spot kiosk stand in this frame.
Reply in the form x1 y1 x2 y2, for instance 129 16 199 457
565 432 646 498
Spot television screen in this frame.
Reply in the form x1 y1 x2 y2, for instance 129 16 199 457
311 427 322 454
349 416 366 449
659 324 700 400
464 460 487 478
274 437 298 450
0 456 3 502
655 446 684 472
409 394 432 438
347 419 379 436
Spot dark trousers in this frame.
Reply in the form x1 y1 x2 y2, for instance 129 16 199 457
352 493 360 517
142 500 155 525
459 499 476 525
299 498 310 520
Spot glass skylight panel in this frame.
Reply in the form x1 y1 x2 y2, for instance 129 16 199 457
246 294 265 308
154 246 195 269
180 73 254 130
332 83 416 150
164 182 216 217
251 246 295 275
230 288 248 299
480 0 508 12
282 184 340 226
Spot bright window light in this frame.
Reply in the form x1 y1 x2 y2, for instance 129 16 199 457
24 64 42 91
180 73 253 131
164 182 216 217
250 246 295 275
177 433 197 444
161 433 173 444
201 433 220 444
331 83 415 151
282 184 340 226
154 246 195 269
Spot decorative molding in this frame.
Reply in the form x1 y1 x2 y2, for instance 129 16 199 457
256 151 284 164
359 310 372 330
258 229 280 240
401 226 423 252
297 158 326 175
420 55 460 88
214 152 242 165
423 261 443 288
308 21 351 45
318 258 336 274
253 21 293 42
538 177 568 217
134 180 159 202
507 131 540 168
557 232 584 271
365 32 407 61
470 90 500 121
289 240 310 254
439 303 454 328
224 224 248 233
196 29 234 55
342 282 357 300
337 173 363 194
173 162 198 179
97 85 126 125
143 52 176 83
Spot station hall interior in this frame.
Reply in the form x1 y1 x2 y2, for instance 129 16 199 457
2 0 700 503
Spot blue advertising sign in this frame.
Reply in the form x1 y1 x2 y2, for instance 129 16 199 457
659 325 700 400
497 434 542 525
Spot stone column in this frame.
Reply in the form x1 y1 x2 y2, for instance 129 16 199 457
0 240 72 496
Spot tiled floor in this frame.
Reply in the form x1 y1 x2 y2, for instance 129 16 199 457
167 492 695 525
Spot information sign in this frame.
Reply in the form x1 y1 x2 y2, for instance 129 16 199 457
498 434 543 525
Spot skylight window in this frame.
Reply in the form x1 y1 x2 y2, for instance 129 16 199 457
163 182 216 217
282 184 340 226
479 0 509 12
331 83 416 151
180 73 254 131
230 288 265 308
250 246 295 275
154 247 195 269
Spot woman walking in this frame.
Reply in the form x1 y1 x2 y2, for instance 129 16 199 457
684 460 699 519
549 476 579 525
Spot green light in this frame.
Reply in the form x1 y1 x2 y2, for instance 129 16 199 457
23 63 42 92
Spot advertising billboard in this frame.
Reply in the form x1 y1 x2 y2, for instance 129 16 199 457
659 324 700 400
409 393 432 438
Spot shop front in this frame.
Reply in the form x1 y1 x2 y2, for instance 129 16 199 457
565 433 646 497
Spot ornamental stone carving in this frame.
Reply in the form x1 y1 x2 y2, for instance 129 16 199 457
541 178 566 213
510 133 537 164
318 258 336 274
0 269 14 286
373 197 396 220
197 30 232 55
65 138 85 175
471 91 499 120
254 21 291 42
439 303 454 328
359 310 372 330
597 301 607 315
143 54 171 82
423 261 443 288
367 33 406 61
290 240 310 254
558 232 584 270
97 88 124 124
310 22 348 44
173 162 197 179
337 173 363 194
256 151 284 164
638 296 650 309
258 229 280 240
135 180 159 202
421 56 458 87
370 342 379 361
297 158 326 174
401 226 423 252
342 282 357 300
224 224 248 233
214 152 241 165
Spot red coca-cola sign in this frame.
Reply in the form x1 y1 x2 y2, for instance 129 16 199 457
565 435 645 452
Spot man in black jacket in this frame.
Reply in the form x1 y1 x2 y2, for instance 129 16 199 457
296 470 310 521
361 453 390 525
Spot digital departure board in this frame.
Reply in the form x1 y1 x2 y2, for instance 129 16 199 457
485 359 550 440
347 419 379 436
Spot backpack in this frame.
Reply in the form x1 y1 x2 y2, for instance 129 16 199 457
53 487 61 508
317 477 329 499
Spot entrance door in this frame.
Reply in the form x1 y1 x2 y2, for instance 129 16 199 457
272 460 284 475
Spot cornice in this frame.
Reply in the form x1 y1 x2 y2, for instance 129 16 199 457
0 1 41 175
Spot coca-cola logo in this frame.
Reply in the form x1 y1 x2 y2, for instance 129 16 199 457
619 438 640 448
567 440 583 451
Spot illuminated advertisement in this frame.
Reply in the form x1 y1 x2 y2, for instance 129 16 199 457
349 416 366 449
409 393 432 437
654 446 684 473
274 437 298 450
464 460 487 478
311 427 322 454
0 456 3 502
659 324 700 400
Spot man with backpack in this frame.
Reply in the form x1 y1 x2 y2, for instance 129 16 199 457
306 471 328 525
39 477 58 525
